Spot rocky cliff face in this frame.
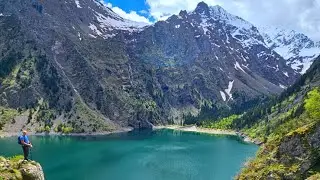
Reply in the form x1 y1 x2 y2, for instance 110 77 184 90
0 0 300 132
239 123 320 179
0 156 45 180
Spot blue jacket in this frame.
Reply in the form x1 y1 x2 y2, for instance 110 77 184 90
20 135 30 144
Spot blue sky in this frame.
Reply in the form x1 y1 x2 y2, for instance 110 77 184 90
102 0 320 40
103 0 154 23
105 0 147 14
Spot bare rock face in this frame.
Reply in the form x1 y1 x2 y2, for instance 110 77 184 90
276 124 320 176
0 156 45 180
19 161 45 180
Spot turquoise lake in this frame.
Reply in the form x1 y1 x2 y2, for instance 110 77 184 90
0 129 258 180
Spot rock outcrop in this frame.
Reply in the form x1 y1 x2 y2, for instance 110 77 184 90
0 156 44 180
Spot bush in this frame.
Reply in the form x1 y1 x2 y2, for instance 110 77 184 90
62 127 73 134
44 125 50 133
305 88 320 119
54 123 73 134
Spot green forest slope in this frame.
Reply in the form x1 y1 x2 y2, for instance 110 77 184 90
201 56 320 179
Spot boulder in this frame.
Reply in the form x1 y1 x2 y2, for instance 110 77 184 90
0 156 44 180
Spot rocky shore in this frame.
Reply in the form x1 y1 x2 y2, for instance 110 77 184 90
0 156 44 180
236 132 263 145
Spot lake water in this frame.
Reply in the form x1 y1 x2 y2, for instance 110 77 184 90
0 129 258 180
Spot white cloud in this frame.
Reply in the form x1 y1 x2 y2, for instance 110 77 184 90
146 0 217 20
145 0 320 40
139 10 149 15
105 2 151 24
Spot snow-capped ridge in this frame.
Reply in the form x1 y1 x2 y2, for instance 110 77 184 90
86 0 150 38
190 2 266 49
194 3 254 30
260 26 320 74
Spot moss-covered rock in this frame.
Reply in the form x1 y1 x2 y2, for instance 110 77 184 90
307 173 320 180
0 156 44 180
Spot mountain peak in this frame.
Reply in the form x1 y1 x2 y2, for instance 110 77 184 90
195 1 210 15
195 2 229 17
179 10 188 17
192 3 254 32
209 5 228 15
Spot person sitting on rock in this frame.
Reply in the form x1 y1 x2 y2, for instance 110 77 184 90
19 130 33 161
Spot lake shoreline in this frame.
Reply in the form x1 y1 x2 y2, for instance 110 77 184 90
1 125 262 145
155 125 237 135
155 125 262 145
0 127 134 138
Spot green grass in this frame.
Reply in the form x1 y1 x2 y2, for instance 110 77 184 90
8 155 24 163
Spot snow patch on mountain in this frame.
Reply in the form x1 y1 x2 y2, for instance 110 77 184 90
199 18 210 35
291 57 314 74
75 0 82 8
89 23 102 35
234 61 246 73
279 84 287 89
224 80 234 101
220 91 227 101
78 32 82 41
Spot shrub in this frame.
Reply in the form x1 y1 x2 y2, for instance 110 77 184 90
305 88 320 119
44 125 50 132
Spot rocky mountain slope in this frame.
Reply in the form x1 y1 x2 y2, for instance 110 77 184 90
260 27 320 74
234 56 320 179
0 0 299 133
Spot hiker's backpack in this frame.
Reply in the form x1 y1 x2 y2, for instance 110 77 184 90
18 136 22 145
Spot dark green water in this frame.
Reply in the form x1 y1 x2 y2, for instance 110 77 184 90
0 130 258 180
